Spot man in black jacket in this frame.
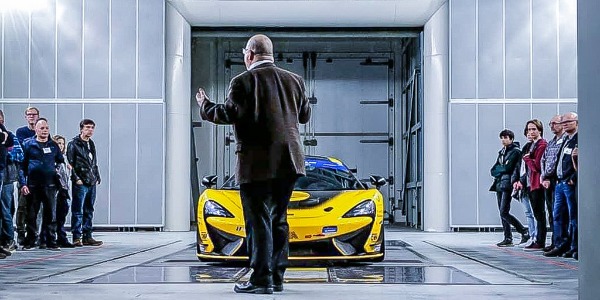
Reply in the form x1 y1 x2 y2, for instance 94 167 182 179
67 119 102 247
490 129 529 247
544 112 578 259
197 34 310 294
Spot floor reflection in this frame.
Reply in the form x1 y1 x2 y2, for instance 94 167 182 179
84 265 487 285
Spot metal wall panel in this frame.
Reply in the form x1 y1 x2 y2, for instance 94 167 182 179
450 0 477 99
109 104 137 224
84 0 110 98
505 104 531 146
477 104 503 225
559 103 577 114
450 103 477 225
558 0 577 98
55 104 83 138
3 11 29 98
138 0 164 99
477 0 503 99
57 0 83 98
532 103 559 134
110 0 137 98
313 58 388 133
30 0 56 98
136 104 164 224
1 104 29 131
505 0 531 99
83 104 110 224
36 104 56 130
532 0 558 99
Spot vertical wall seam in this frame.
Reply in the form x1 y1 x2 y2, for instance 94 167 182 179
135 0 139 99
1 11 4 99
55 1 58 99
28 9 32 99
529 0 533 99
109 0 112 99
448 0 453 227
556 0 560 99
502 0 506 99
475 0 479 99
82 0 85 99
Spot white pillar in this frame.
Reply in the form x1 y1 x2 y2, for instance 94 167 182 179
422 3 450 232
164 4 191 231
578 0 600 298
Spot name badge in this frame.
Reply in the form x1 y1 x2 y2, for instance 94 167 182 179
564 148 572 155
43 147 52 154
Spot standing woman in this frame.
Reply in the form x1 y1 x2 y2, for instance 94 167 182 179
522 120 548 250
52 135 74 248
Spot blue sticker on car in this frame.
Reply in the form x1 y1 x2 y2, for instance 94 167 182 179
322 226 338 234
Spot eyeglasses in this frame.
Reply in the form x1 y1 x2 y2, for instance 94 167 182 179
561 120 577 124
26 113 38 116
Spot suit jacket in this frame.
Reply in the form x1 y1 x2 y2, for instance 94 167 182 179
200 62 311 184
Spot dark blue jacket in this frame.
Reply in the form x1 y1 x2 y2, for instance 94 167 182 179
16 126 35 146
19 137 64 187
0 124 15 171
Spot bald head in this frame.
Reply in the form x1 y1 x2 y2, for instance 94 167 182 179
561 111 578 135
246 34 273 56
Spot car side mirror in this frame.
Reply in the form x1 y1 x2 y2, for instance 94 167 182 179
369 175 387 189
201 175 218 188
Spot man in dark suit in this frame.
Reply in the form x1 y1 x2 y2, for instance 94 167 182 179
196 34 311 294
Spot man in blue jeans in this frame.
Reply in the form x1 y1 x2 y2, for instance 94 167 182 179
544 112 578 259
67 119 102 247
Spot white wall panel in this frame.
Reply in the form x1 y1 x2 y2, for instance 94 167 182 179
477 0 503 98
477 104 503 225
450 0 476 98
110 104 137 224
532 0 558 98
138 0 164 99
3 11 29 98
110 0 137 98
505 0 531 99
30 0 56 98
57 0 83 98
559 0 577 98
84 0 110 98
450 104 477 226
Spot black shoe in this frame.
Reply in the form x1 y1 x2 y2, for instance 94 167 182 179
543 245 554 252
519 232 530 245
17 233 25 246
233 282 273 294
496 239 513 247
5 240 17 252
39 243 47 250
0 252 6 259
273 284 283 292
563 250 576 258
543 247 566 257
57 241 75 248
0 247 11 256
47 245 61 251
82 237 103 246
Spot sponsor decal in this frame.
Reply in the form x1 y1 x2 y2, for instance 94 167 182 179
290 231 299 240
371 234 378 241
322 226 338 234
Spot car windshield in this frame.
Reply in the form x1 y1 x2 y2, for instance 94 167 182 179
221 157 366 191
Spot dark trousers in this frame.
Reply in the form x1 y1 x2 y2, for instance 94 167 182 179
56 189 70 243
16 191 30 243
496 191 526 240
25 186 58 247
543 182 555 244
240 176 297 287
529 188 547 245
553 181 577 252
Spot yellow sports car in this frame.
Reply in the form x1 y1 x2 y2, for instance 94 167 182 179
196 155 387 262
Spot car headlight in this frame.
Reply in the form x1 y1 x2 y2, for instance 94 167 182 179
342 200 375 218
204 200 234 218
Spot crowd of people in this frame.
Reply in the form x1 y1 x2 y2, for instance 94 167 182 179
0 107 102 259
490 112 579 260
